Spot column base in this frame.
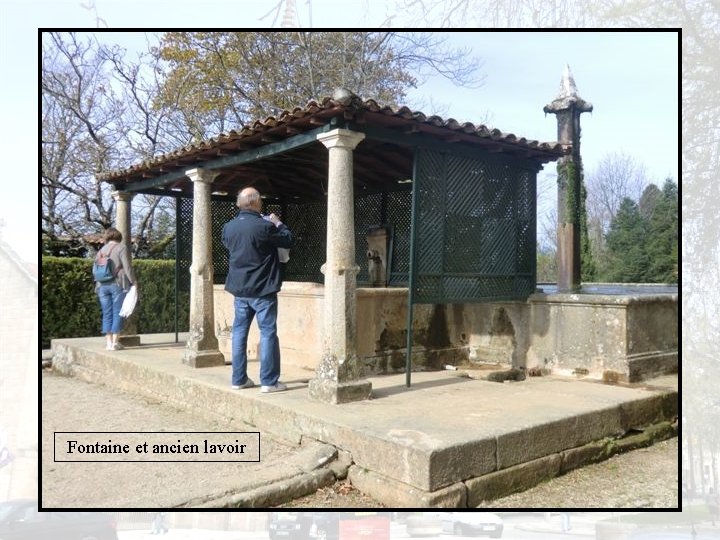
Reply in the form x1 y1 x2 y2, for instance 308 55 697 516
117 335 141 347
308 378 372 404
182 349 225 368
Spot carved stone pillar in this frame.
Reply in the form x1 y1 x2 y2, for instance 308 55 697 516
112 190 140 346
182 168 224 367
308 128 372 404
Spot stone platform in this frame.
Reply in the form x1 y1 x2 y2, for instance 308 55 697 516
50 334 678 507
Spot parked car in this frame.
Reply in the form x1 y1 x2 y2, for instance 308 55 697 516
0 499 118 540
441 512 504 538
269 512 391 540
406 512 443 537
268 512 317 540
310 512 391 540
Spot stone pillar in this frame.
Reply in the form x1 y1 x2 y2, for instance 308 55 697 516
112 190 140 346
182 168 225 368
544 65 593 292
308 128 372 403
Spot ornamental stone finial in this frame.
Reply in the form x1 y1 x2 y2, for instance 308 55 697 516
332 87 359 106
544 64 593 114
558 64 578 99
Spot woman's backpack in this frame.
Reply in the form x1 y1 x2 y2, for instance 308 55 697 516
92 244 118 283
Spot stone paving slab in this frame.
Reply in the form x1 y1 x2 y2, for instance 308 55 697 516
50 333 678 506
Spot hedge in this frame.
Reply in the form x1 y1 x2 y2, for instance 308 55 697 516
42 257 189 348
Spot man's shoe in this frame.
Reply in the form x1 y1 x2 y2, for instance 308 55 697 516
232 378 255 390
111 342 124 350
260 382 287 393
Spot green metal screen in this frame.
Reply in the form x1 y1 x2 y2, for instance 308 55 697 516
176 191 413 289
410 148 537 304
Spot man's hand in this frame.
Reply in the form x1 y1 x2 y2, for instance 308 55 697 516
267 213 282 226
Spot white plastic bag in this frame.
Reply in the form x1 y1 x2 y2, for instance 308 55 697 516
263 214 291 263
120 285 137 317
278 247 290 263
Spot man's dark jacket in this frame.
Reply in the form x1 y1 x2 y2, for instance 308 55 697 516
222 210 293 297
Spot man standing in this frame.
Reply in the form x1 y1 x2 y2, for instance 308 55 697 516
222 187 293 393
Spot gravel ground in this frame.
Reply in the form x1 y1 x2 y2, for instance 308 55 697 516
276 480 385 508
477 437 678 508
42 370 300 508
43 368 677 509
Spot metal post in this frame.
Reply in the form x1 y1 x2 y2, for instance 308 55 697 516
405 150 420 387
174 196 180 343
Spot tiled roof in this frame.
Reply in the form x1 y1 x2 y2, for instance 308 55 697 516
99 94 566 182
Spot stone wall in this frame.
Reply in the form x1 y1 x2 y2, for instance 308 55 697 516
214 282 324 371
213 283 678 382
215 284 484 375
526 292 678 381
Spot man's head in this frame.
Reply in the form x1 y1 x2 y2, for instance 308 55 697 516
237 187 262 212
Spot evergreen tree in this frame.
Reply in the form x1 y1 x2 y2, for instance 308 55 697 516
639 183 662 219
645 178 678 282
604 198 648 282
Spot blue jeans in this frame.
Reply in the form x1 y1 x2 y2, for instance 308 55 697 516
97 282 126 334
232 294 280 387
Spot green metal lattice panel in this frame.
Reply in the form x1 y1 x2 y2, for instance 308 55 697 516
410 148 536 304
176 197 192 292
176 197 240 288
177 189 415 288
354 193 383 284
282 199 327 283
387 190 412 285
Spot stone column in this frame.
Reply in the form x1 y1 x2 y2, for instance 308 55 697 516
544 65 593 292
182 168 225 367
112 190 140 346
308 128 372 403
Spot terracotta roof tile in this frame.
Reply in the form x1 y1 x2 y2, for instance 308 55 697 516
99 95 565 182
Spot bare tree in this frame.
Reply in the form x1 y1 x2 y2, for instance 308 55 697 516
42 32 177 257
392 0 591 27
582 151 648 277
98 39 182 257
42 32 119 250
585 152 648 236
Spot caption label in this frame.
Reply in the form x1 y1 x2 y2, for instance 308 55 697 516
54 431 260 462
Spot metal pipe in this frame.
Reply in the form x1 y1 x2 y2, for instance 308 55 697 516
405 150 420 388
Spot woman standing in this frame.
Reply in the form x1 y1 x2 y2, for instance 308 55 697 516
95 227 137 350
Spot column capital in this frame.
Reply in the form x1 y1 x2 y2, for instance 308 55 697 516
111 190 135 202
186 168 220 184
316 128 366 150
